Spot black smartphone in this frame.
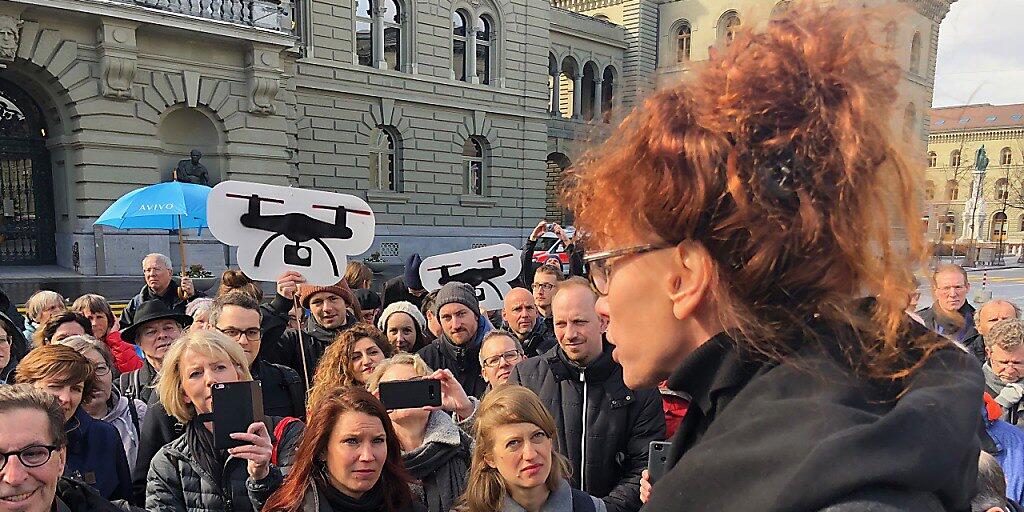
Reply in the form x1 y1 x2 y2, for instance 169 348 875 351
647 441 672 484
212 381 264 449
378 379 441 410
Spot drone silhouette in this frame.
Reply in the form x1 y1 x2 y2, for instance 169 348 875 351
226 193 372 276
427 253 516 301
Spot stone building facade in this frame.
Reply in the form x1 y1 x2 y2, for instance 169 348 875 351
0 0 952 275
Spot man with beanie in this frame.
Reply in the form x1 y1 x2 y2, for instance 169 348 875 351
383 252 428 309
261 271 361 385
417 282 492 398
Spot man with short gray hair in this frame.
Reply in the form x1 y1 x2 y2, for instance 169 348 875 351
984 319 1024 426
967 300 1024 363
117 253 202 330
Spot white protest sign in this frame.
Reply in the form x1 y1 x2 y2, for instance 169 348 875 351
419 244 522 311
207 181 375 285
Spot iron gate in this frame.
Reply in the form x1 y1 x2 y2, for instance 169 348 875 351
0 77 55 265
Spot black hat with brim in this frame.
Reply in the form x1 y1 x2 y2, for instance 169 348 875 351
121 300 192 343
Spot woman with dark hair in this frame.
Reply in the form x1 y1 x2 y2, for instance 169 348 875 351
71 293 143 372
378 302 429 353
263 387 425 512
307 323 393 411
566 4 983 511
33 311 91 347
220 269 265 302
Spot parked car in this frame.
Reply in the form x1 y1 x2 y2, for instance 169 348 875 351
531 226 575 274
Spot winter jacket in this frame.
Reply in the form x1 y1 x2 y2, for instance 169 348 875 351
65 407 133 502
55 477 126 512
118 278 202 331
985 362 1024 426
509 342 665 512
917 301 978 346
99 388 148 474
417 314 492 399
500 479 606 512
500 316 557 358
22 319 38 345
146 415 304 512
403 410 473 512
104 330 144 373
286 479 428 512
986 416 1024 504
643 324 983 512
0 310 26 383
116 359 159 405
260 293 357 385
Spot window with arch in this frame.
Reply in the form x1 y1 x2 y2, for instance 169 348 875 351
1019 215 1024 232
719 11 741 46
993 211 1008 241
943 211 956 236
601 66 616 123
883 22 896 50
463 136 488 195
1002 147 1013 165
676 21 691 62
924 180 935 200
452 10 468 82
945 180 959 201
369 126 401 191
476 15 492 84
996 178 1009 200
452 7 499 85
903 103 916 141
928 151 937 167
354 0 403 71
909 32 921 74
950 149 961 168
770 1 791 19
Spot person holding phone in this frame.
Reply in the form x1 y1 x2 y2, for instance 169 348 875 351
147 329 304 512
263 387 425 512
458 384 605 512
308 323 394 411
564 4 983 511
366 354 475 512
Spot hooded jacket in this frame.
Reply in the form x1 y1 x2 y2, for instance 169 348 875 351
99 388 148 474
118 277 203 331
509 342 665 512
417 313 492 399
643 326 984 512
501 316 558 358
260 293 358 385
65 407 133 502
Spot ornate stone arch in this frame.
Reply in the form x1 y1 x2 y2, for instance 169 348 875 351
356 97 412 191
11 20 84 140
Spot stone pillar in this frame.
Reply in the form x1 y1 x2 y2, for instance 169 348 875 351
373 2 386 69
466 25 479 84
591 78 603 121
571 75 582 119
550 72 561 116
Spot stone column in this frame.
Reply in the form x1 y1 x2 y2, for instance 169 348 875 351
591 78 603 121
467 25 479 84
550 72 561 116
571 75 582 119
373 2 386 69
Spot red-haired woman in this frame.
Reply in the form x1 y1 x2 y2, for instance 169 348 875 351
567 4 983 511
264 387 425 512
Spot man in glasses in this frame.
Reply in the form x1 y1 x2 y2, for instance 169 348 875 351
510 277 665 512
0 384 122 512
985 319 1024 427
500 288 557 357
918 264 977 346
479 331 526 390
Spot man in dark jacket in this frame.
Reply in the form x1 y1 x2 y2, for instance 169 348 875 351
116 300 191 405
510 278 664 512
382 252 428 309
969 299 1023 363
500 287 556 357
118 253 201 330
918 263 978 347
417 282 492 398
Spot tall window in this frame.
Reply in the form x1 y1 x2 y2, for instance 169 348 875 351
950 149 961 168
903 103 916 141
993 212 1008 241
382 0 401 70
370 126 400 191
601 66 615 122
925 180 935 200
356 0 373 67
1002 147 1013 165
883 22 896 50
355 0 402 70
676 22 691 62
452 11 468 81
996 178 1009 200
928 151 937 167
910 32 921 74
720 12 741 46
946 180 958 201
463 137 487 195
476 16 492 84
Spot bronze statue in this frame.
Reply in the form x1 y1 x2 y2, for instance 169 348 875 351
174 149 211 186
975 145 989 174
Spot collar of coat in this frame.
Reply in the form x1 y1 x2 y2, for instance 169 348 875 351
545 339 616 383
665 332 762 416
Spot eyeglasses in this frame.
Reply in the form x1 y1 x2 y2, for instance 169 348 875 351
584 243 675 296
0 335 9 346
0 445 59 471
482 349 524 368
217 327 262 341
93 363 110 377
531 283 555 292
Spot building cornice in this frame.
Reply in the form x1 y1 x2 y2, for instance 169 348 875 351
550 0 628 12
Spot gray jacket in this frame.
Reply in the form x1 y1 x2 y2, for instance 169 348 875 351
500 480 606 512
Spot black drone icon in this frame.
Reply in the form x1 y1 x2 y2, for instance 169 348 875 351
226 193 372 276
427 253 516 302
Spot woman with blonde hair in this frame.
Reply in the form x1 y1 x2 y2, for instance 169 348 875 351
307 322 393 410
147 329 304 512
23 289 65 340
566 3 981 510
459 384 603 512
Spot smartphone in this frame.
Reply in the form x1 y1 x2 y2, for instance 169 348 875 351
545 223 554 232
212 381 264 449
378 379 441 410
647 441 672 484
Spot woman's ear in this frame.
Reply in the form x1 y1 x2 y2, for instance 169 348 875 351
665 241 714 321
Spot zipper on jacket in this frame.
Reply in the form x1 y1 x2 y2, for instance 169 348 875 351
580 370 587 492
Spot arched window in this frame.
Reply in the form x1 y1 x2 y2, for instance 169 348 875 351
582 63 598 121
719 11 741 46
993 212 1008 241
1019 215 1024 232
601 66 616 123
1002 147 1013 165
928 151 937 167
950 149 961 168
996 178 1009 200
475 15 492 84
676 22 691 62
463 137 488 195
883 22 896 50
355 0 404 71
771 1 791 19
924 180 935 200
943 211 956 236
909 32 921 74
946 180 959 201
369 126 401 191
903 103 917 141
452 10 468 82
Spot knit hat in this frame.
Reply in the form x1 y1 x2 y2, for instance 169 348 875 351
404 253 424 292
354 288 382 312
297 279 356 309
433 282 481 319
377 301 427 332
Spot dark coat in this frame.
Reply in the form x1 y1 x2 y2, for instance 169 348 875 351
509 342 664 512
290 480 428 512
55 477 126 512
917 301 977 344
65 407 133 502
116 359 159 405
382 276 426 310
260 294 357 385
146 416 303 512
501 316 558 358
416 317 492 399
118 278 203 331
643 326 984 512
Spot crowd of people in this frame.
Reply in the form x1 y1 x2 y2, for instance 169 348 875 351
0 4 1015 512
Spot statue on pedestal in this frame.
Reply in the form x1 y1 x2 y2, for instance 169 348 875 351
174 149 210 186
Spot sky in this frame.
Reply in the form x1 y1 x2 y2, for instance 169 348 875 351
933 0 1024 108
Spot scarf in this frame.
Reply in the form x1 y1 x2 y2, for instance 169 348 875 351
314 467 385 512
401 411 471 512
985 363 1024 418
187 420 227 491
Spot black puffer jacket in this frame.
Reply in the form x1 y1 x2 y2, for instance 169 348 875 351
146 416 303 512
55 477 127 512
509 342 664 512
501 316 557 358
116 359 159 405
417 317 491 399
260 294 357 385
644 324 983 512
118 278 202 331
